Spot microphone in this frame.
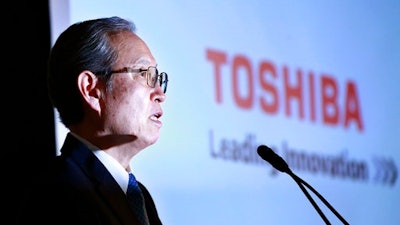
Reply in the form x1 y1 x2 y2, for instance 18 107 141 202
257 145 291 174
257 145 350 225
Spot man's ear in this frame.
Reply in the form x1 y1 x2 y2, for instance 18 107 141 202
77 71 103 112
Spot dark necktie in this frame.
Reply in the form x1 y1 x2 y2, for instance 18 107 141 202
127 173 149 225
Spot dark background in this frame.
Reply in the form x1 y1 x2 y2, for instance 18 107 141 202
4 1 55 223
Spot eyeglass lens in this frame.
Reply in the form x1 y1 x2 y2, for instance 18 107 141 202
147 67 168 93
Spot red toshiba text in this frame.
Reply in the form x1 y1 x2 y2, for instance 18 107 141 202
206 48 363 132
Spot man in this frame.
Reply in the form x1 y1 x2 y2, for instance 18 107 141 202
17 16 168 225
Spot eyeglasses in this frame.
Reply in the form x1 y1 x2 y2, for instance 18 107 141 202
108 66 168 93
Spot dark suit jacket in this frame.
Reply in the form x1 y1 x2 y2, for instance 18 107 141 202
17 133 162 225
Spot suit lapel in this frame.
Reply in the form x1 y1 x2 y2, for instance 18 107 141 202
61 133 142 225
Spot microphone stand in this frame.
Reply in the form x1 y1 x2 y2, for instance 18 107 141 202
287 170 350 225
288 171 331 224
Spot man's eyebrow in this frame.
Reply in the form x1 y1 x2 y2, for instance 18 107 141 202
132 57 154 66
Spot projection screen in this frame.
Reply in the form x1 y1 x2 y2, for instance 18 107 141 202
49 1 400 224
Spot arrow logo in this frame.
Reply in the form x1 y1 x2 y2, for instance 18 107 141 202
372 156 398 186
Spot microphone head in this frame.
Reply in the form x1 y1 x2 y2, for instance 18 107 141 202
257 145 290 173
